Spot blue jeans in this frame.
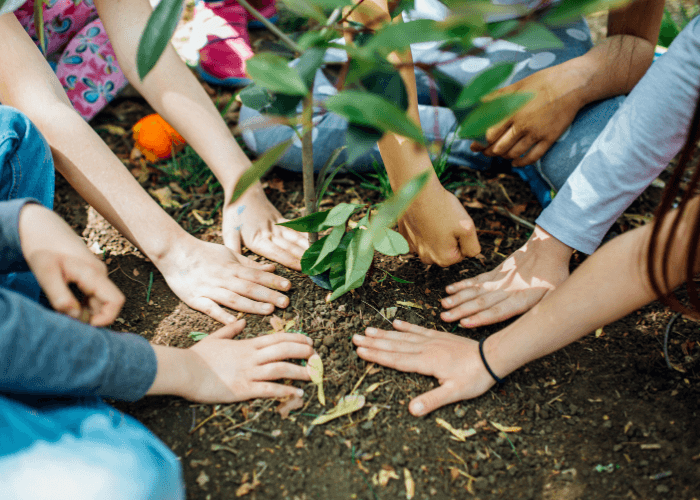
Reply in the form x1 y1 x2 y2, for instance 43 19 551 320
0 105 54 301
239 17 625 207
0 106 185 500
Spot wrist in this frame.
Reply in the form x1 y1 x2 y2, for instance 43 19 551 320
528 225 574 264
147 346 195 398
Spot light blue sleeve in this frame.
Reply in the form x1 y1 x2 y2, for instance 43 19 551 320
536 16 700 254
0 198 35 274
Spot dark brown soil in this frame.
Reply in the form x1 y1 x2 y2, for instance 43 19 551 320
50 10 700 499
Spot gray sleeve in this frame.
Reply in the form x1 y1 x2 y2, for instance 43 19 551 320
0 198 36 274
536 17 700 255
0 287 157 402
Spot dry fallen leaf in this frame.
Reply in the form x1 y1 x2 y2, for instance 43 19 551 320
149 186 181 209
595 327 604 338
310 395 365 425
366 405 381 421
269 314 285 333
404 468 415 499
307 353 325 406
490 421 522 433
378 466 400 486
191 209 214 226
397 301 423 310
97 124 128 136
436 418 477 441
235 473 261 497
276 394 304 419
295 438 304 448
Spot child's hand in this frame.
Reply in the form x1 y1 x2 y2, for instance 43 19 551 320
157 236 293 324
18 203 125 326
441 225 572 327
353 320 495 416
398 182 480 267
223 185 309 271
151 320 314 403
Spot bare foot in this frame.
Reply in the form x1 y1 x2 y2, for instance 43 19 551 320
441 225 573 327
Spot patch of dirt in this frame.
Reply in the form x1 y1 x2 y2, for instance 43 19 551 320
51 7 700 499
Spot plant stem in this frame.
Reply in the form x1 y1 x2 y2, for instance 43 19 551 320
301 91 318 243
236 0 302 53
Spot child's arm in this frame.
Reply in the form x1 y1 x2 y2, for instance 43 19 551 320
472 0 665 166
92 0 308 271
0 14 291 323
353 199 699 416
347 0 481 267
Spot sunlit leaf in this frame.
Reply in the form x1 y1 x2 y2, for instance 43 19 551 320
325 91 425 145
307 224 345 273
188 331 209 341
329 229 357 289
231 139 292 203
310 395 365 425
279 203 362 232
373 228 409 256
504 22 564 50
344 231 374 289
454 62 515 108
544 0 628 25
457 92 533 139
246 53 308 95
307 353 325 406
359 170 431 254
364 19 449 55
238 84 271 111
137 0 184 79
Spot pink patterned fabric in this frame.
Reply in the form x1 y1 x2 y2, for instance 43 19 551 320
15 1 128 121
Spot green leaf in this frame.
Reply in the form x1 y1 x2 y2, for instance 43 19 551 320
359 170 431 253
345 230 374 286
360 63 409 111
457 92 533 139
266 94 303 117
454 62 515 108
373 228 409 256
137 0 184 80
231 139 292 203
364 19 449 55
247 53 308 95
325 91 425 145
312 225 345 270
301 234 335 276
432 69 464 109
329 229 357 289
316 146 347 202
487 19 519 39
188 331 209 341
328 273 365 301
278 203 362 232
346 123 383 164
279 0 352 23
238 84 271 111
296 47 326 89
544 0 628 25
504 23 564 51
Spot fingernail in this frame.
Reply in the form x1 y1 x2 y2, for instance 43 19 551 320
227 316 236 324
356 347 366 355
281 280 290 288
68 308 80 319
446 286 455 293
443 298 452 306
366 327 377 335
352 334 363 342
277 297 288 308
413 401 425 416
296 389 304 397
443 312 452 319
394 319 402 326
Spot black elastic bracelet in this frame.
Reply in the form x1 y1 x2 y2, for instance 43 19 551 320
479 337 504 385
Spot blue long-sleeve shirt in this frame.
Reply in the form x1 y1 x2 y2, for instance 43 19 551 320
0 199 157 401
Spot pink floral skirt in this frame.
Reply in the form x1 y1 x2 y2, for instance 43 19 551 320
15 1 128 121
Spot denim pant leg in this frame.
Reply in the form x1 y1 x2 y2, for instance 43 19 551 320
0 394 185 500
0 106 55 302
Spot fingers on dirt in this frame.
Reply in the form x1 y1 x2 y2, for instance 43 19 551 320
256 341 315 364
256 362 311 381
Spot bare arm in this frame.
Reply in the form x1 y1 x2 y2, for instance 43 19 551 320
347 0 481 266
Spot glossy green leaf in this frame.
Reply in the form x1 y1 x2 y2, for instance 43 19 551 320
266 94 303 117
346 123 384 164
278 0 328 23
231 139 292 203
487 19 519 39
361 63 409 111
247 53 308 95
328 273 365 301
544 0 628 25
312 225 345 270
364 19 449 55
279 203 362 232
238 84 271 111
345 231 374 286
301 234 335 276
188 331 209 341
505 23 564 50
137 0 184 79
359 170 431 253
457 92 533 139
373 228 409 256
329 229 357 290
454 62 515 108
296 47 326 89
326 91 425 145
432 69 464 109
